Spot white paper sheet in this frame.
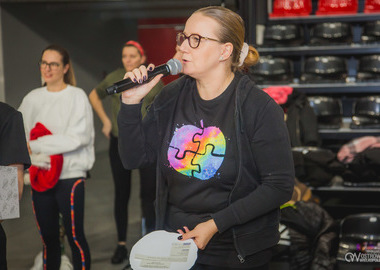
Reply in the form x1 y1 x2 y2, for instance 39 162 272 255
0 166 20 220
130 230 198 270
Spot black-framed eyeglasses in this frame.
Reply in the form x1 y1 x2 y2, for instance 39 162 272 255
176 32 221 49
39 60 61 70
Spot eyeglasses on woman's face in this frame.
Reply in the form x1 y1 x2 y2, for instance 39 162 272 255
39 60 61 70
176 32 221 49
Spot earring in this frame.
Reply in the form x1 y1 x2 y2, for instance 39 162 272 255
219 56 224 60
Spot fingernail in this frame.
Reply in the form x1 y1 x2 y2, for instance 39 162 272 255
178 235 183 240
148 67 153 71
139 79 142 84
143 75 147 81
133 78 137 83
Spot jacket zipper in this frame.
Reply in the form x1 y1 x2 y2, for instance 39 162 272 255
155 112 161 228
237 254 245 263
229 89 246 263
155 110 165 229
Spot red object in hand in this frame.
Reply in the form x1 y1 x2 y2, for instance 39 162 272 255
364 0 380 13
316 0 358 15
270 0 312 17
29 122 63 192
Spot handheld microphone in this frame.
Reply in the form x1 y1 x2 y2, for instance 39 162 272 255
106 58 182 95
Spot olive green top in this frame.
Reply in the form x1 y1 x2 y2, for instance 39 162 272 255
95 67 164 137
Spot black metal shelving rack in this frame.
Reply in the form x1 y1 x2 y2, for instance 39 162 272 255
249 0 380 218
255 0 380 137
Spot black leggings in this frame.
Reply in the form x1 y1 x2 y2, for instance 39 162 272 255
0 224 7 270
109 135 156 242
109 135 132 242
32 178 90 270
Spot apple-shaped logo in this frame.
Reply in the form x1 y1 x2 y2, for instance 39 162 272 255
168 120 226 180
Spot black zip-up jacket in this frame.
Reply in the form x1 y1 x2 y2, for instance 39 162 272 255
283 91 321 147
118 74 295 262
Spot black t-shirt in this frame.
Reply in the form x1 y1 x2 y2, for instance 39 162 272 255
162 75 237 225
160 75 271 268
0 102 31 168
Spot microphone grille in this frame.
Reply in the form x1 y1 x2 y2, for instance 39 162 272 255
166 59 182 75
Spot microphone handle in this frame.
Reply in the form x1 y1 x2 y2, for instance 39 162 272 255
106 64 170 95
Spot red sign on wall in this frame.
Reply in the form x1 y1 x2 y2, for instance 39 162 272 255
138 18 186 85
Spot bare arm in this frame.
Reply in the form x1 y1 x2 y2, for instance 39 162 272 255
89 89 112 139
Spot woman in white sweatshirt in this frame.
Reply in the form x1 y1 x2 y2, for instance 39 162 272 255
19 44 94 270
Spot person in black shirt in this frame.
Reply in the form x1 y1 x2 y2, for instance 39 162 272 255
0 102 31 270
117 6 294 270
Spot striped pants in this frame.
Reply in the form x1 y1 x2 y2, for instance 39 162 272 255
32 178 90 270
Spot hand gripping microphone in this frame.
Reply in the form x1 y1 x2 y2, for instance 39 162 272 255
105 58 182 95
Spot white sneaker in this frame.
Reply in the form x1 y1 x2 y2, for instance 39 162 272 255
30 251 43 270
60 254 73 270
29 251 73 270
